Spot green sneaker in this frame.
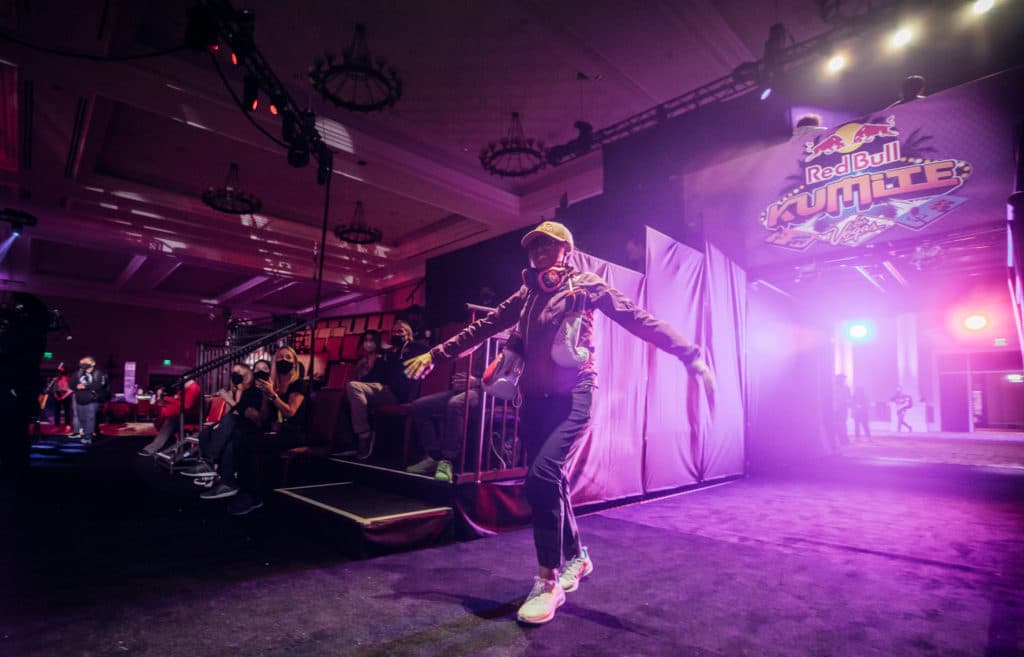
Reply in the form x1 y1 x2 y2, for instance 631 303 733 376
558 546 593 592
434 459 453 482
516 577 565 624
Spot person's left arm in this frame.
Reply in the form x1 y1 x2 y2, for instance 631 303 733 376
588 275 702 366
262 380 304 419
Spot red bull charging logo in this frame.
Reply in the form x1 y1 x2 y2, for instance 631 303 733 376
760 115 972 251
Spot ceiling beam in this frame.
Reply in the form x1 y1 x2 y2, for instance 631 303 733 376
113 254 147 288
215 275 270 305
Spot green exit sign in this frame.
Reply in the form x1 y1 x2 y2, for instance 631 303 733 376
43 351 53 360
993 338 1008 347
162 359 172 366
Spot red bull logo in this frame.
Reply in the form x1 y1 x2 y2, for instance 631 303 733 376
852 116 899 145
804 115 900 164
804 133 847 162
763 115 972 251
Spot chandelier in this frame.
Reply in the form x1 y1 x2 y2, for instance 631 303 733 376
201 162 262 214
309 24 402 112
479 112 546 178
334 201 382 244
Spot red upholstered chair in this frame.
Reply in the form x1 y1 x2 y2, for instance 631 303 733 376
280 388 345 484
325 362 352 389
185 396 227 433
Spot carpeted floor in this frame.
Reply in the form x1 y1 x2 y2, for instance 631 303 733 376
839 432 1024 468
2 438 1022 657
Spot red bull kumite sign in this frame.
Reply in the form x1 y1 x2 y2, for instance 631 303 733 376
760 115 972 251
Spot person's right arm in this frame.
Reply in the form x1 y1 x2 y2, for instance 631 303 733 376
430 288 527 365
405 288 527 379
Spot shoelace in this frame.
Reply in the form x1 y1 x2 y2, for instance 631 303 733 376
566 555 586 574
527 577 555 600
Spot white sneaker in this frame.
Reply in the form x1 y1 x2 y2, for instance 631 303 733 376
559 546 593 592
516 577 565 625
405 455 438 475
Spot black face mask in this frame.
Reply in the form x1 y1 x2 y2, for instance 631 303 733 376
80 361 91 370
275 360 294 375
390 335 407 348
254 370 271 382
230 372 244 385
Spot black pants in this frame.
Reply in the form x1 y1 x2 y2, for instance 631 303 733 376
234 426 305 495
519 382 592 570
411 388 480 461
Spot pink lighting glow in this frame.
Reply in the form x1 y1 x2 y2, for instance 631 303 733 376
963 314 988 331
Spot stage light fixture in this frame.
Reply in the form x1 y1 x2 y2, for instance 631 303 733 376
243 74 260 112
845 320 875 342
287 139 310 168
826 55 846 73
11 222 22 237
972 0 994 14
760 87 773 101
964 314 988 331
230 52 238 66
890 27 913 48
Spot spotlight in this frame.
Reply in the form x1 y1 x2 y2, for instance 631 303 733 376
242 74 260 112
972 0 994 14
11 222 22 237
890 27 913 48
269 104 279 115
845 320 875 342
964 314 988 331
826 55 846 74
760 86 772 101
230 52 238 66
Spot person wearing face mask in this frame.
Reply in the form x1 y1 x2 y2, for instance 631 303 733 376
404 220 715 625
353 330 383 381
69 356 109 444
185 363 263 496
346 320 429 460
226 347 308 515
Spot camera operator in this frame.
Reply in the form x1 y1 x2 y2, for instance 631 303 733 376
0 292 49 481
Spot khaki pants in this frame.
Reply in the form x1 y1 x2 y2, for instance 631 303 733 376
346 381 398 435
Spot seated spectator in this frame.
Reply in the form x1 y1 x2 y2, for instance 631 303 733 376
137 378 201 456
406 352 483 482
182 362 263 485
221 347 308 515
346 320 428 460
352 330 382 381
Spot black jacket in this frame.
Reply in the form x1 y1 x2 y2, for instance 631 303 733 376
71 368 109 405
366 340 429 402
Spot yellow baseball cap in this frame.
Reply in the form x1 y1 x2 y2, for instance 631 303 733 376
520 220 574 251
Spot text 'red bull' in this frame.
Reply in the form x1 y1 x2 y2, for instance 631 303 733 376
762 160 963 230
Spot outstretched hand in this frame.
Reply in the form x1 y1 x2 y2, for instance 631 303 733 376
404 352 434 380
687 358 716 414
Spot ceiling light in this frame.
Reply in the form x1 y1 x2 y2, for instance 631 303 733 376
310 24 402 112
826 55 846 73
334 201 382 244
890 27 913 48
201 162 262 214
972 0 994 15
480 112 546 177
